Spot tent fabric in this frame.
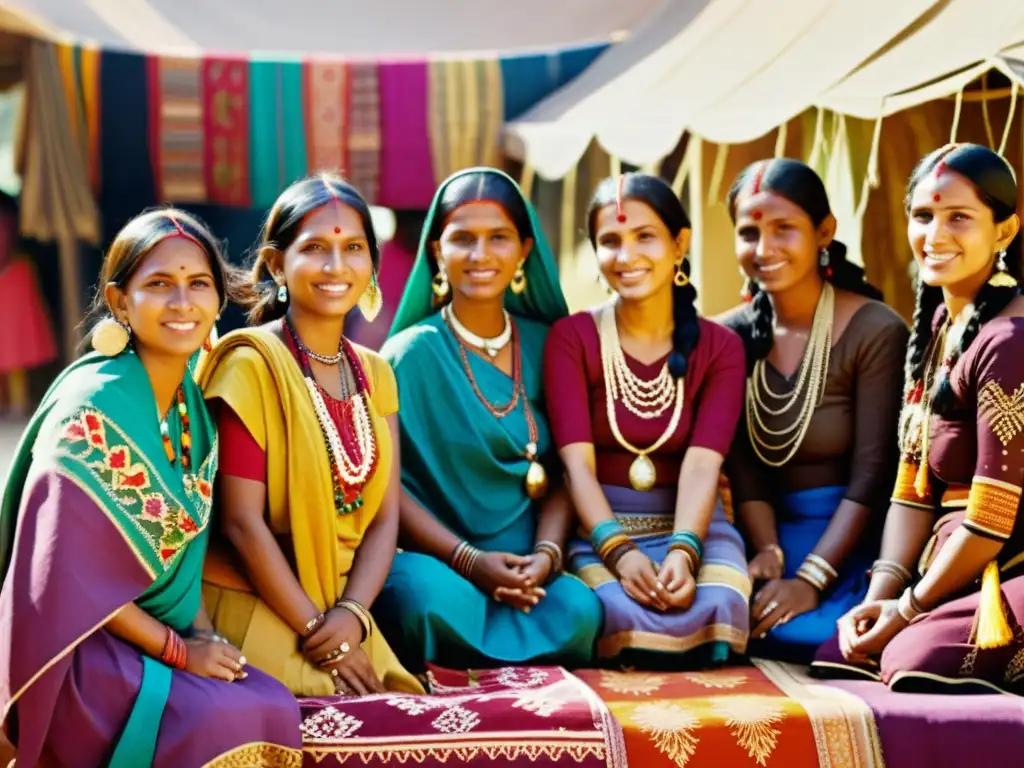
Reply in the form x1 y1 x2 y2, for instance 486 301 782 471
505 0 1024 180
2 0 661 57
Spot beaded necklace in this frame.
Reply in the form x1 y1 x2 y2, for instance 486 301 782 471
160 386 191 470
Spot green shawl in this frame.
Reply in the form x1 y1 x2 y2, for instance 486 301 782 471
382 167 568 552
0 351 217 766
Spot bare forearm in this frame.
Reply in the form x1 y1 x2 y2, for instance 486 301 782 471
738 501 778 550
343 511 398 609
810 499 871 572
913 527 1002 609
865 504 934 601
226 519 320 634
193 601 215 633
534 486 574 550
563 467 616 533
106 603 172 659
397 490 462 561
672 450 725 539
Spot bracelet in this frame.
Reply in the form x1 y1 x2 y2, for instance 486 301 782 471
161 627 188 670
871 559 913 585
669 531 704 562
533 540 564 575
591 519 625 551
598 533 632 560
451 540 483 580
805 553 838 580
762 544 785 570
667 541 701 573
795 558 834 592
603 540 638 574
335 599 372 642
897 586 925 623
301 612 326 640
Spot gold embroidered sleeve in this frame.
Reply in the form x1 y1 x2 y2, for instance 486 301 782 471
891 457 934 510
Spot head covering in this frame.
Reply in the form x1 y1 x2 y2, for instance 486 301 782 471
387 167 568 339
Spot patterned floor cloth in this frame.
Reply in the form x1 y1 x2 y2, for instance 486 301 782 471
299 665 627 766
575 660 885 767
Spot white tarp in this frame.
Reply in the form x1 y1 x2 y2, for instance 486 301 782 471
3 0 664 56
506 0 1024 180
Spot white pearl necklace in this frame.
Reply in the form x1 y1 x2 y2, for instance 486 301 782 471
304 379 376 484
602 306 677 419
444 306 512 358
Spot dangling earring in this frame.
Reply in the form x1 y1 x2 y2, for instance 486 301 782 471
741 279 755 304
358 272 384 322
510 263 527 295
92 316 131 357
673 256 690 287
276 283 289 303
431 265 450 300
819 247 833 280
989 249 1018 287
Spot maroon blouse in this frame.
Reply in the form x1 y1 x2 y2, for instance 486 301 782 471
542 312 746 487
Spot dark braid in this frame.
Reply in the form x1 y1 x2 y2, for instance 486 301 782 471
586 172 698 378
903 143 1022 415
726 159 883 374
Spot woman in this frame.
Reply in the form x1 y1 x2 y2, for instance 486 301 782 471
813 143 1024 694
718 159 908 662
0 210 301 766
375 167 603 670
199 175 422 697
545 172 750 666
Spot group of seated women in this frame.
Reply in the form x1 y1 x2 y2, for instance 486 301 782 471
3 141 1024 765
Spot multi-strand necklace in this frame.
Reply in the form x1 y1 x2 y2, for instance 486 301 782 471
443 305 548 499
745 282 834 468
286 319 378 515
597 305 685 492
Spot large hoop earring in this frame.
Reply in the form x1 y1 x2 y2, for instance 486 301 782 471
510 264 527 295
92 316 131 357
673 257 690 287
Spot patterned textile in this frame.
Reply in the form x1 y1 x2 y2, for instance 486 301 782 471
346 62 381 203
299 666 626 766
427 59 503 184
148 55 206 202
249 59 307 208
304 60 348 175
56 42 101 191
578 661 884 767
202 56 250 207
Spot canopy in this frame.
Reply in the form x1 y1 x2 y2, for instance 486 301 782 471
3 0 661 56
506 0 1024 180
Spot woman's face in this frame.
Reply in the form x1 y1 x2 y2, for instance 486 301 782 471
592 198 689 302
108 237 220 360
274 202 374 319
733 190 831 295
435 201 531 303
907 169 1016 291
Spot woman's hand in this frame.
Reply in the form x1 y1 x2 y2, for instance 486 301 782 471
748 548 784 582
470 551 532 600
657 550 697 610
750 578 820 638
323 647 385 696
837 602 879 666
492 553 552 612
183 637 247 682
302 608 363 668
617 549 670 611
842 599 907 660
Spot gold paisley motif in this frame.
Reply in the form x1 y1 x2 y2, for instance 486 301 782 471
713 696 784 766
630 701 700 767
979 379 1024 447
599 670 669 695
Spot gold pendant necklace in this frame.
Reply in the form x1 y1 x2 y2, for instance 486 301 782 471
597 305 685 491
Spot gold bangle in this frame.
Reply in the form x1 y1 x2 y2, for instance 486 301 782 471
762 544 785 570
335 599 372 641
805 553 838 580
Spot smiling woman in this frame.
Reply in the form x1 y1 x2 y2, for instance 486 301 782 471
0 209 303 766
198 175 423 698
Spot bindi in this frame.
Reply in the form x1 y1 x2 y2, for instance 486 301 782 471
752 210 763 220
334 226 342 234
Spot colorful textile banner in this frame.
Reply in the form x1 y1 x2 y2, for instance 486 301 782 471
427 59 503 185
56 42 102 192
249 60 308 209
148 56 206 203
304 60 348 176
202 56 251 207
346 62 381 204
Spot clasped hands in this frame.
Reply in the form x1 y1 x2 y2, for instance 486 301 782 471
471 550 555 612
617 549 696 612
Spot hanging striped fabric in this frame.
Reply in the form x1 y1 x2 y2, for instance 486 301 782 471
346 62 381 204
56 42 102 192
202 56 251 207
427 59 503 185
249 59 307 209
148 55 206 203
304 59 348 176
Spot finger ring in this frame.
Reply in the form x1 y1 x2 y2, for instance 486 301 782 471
650 590 658 599
340 642 350 654
331 668 339 678
777 612 794 626
765 601 779 615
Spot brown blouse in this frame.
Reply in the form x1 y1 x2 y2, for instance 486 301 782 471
894 314 1024 567
722 300 908 510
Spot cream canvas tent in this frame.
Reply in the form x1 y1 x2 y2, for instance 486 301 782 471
505 0 1024 317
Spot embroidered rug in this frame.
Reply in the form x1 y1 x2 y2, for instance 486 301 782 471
577 661 884 767
299 665 627 766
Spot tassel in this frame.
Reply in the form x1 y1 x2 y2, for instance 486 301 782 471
913 457 931 500
971 561 1014 649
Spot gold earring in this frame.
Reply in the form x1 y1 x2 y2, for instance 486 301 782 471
92 316 131 357
510 264 527 295
673 257 690 287
431 267 450 299
989 249 1017 287
358 273 384 322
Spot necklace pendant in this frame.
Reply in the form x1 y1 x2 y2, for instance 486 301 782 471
628 454 657 492
486 346 498 358
525 460 549 499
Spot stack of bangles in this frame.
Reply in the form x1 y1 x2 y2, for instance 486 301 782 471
795 553 838 592
870 559 914 587
334 597 373 642
668 531 703 573
533 540 563 578
897 585 926 623
161 627 188 670
591 520 637 573
451 540 483 579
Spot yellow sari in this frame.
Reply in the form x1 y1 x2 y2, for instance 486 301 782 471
199 327 422 696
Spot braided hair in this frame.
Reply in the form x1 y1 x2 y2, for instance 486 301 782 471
726 159 883 374
586 173 697 378
904 143 1022 415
